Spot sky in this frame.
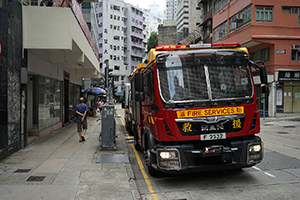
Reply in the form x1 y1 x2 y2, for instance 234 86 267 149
124 0 166 10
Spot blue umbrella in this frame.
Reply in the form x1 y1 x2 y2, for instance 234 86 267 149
84 87 106 95
115 91 124 96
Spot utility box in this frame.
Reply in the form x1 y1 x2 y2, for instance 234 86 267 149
100 105 116 148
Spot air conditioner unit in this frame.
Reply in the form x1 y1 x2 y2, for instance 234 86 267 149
292 45 300 50
236 14 243 20
232 14 243 22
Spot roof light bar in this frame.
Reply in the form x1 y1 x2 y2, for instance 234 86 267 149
155 42 241 51
155 45 189 51
212 42 241 47
189 44 212 48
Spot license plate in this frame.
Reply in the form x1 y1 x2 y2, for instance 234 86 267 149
200 133 226 141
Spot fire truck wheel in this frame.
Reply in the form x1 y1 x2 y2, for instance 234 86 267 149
133 129 141 151
146 140 163 177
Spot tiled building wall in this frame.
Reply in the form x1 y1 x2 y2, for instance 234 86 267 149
0 0 22 159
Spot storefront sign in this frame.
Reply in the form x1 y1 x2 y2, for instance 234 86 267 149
278 71 300 81
296 91 300 99
276 49 286 54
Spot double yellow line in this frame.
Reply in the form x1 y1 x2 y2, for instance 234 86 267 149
117 110 159 200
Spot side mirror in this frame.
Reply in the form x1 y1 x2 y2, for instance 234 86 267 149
261 84 269 94
260 65 268 84
135 93 144 102
135 72 144 92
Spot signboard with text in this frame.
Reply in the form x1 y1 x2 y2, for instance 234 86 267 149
278 71 300 81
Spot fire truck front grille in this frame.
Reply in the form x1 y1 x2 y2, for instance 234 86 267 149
176 115 246 136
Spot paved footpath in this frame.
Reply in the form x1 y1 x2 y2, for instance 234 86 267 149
0 104 140 200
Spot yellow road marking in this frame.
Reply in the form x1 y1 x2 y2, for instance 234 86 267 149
117 110 159 200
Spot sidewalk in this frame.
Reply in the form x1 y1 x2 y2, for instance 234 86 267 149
0 105 140 200
261 113 300 122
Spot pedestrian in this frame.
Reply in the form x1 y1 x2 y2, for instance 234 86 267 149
98 99 104 115
75 97 88 142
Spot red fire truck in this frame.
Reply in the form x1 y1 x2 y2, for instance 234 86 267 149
125 43 268 176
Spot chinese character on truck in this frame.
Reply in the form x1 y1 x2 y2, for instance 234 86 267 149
123 43 269 176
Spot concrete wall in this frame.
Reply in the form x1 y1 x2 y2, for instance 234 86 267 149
158 23 177 46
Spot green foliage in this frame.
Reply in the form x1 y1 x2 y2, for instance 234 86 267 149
147 32 158 53
190 37 202 44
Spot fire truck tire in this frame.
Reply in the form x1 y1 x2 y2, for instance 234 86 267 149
133 129 141 151
146 139 163 177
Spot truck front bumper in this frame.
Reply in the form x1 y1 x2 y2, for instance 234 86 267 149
152 135 263 174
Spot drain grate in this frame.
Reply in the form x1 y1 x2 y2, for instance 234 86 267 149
277 132 289 134
26 176 46 182
96 154 129 163
14 169 31 173
282 126 296 128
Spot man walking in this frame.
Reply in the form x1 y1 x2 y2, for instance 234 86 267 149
75 97 88 142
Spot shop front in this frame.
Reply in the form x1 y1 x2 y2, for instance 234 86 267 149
276 71 300 113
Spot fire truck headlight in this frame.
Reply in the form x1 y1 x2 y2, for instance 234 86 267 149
160 151 176 159
157 148 181 170
247 143 263 165
249 144 261 152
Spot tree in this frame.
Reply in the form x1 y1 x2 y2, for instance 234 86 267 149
147 32 158 53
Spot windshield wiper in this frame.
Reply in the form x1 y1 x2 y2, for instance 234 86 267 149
176 102 194 107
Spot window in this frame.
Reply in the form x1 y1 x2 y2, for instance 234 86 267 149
31 0 38 6
230 5 252 32
291 45 300 61
145 68 154 102
38 76 61 131
214 0 227 14
114 76 119 82
256 7 273 22
82 2 91 8
214 21 227 41
114 66 120 70
250 47 270 62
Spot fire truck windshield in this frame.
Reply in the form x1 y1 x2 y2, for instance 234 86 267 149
157 50 253 103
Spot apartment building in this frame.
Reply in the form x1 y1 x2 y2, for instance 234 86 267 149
198 0 213 44
212 0 300 116
165 0 177 20
95 0 144 91
142 9 151 56
176 0 201 37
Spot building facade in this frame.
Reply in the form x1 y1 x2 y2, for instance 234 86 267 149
0 0 100 159
176 0 202 38
212 0 300 116
95 0 144 91
165 0 177 20
198 0 213 44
